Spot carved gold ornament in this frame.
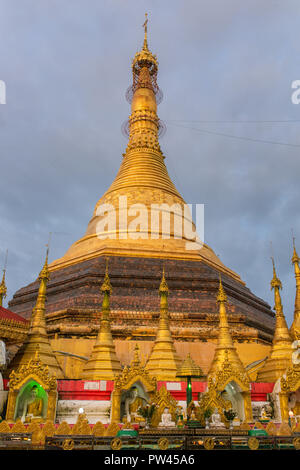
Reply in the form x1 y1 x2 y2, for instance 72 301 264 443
158 437 169 450
111 437 122 450
281 364 300 392
62 438 74 451
210 351 250 392
293 437 300 450
8 353 57 392
248 437 259 450
203 437 215 450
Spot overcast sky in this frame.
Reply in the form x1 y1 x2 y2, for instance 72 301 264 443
0 0 299 326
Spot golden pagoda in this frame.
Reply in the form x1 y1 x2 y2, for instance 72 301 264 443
81 260 122 380
145 266 180 380
290 239 300 340
208 276 248 378
8 16 276 378
49 15 241 282
6 250 64 378
256 258 293 382
0 269 7 307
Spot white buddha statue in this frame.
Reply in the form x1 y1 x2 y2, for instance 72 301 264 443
124 387 146 423
210 408 225 428
159 408 175 427
21 385 44 423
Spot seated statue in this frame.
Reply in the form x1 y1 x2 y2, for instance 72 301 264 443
260 406 269 421
125 386 147 423
21 385 44 423
158 407 175 427
210 408 225 428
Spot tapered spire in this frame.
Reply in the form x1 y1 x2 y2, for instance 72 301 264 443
7 249 64 378
50 17 241 286
208 276 248 378
0 269 7 307
257 258 292 382
81 259 121 380
0 250 8 307
142 13 149 50
145 266 180 380
291 238 300 340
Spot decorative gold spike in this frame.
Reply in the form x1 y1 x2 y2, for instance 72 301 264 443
217 274 227 303
145 268 180 380
81 263 121 380
291 238 300 340
6 249 64 378
100 257 112 295
130 344 141 367
257 258 293 382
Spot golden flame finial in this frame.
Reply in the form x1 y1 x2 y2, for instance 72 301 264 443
159 263 169 295
39 246 50 282
100 257 112 295
217 274 227 303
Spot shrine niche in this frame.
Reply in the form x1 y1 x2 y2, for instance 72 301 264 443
206 352 253 423
5 352 57 423
198 377 231 425
279 363 300 423
150 385 178 427
110 347 157 424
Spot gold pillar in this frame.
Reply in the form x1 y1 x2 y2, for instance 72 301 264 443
6 390 17 422
241 391 253 423
279 392 289 423
111 390 122 424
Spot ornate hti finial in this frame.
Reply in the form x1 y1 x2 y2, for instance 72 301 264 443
101 258 112 295
159 264 169 295
142 12 148 50
292 235 300 265
270 257 282 291
39 246 50 282
217 275 227 303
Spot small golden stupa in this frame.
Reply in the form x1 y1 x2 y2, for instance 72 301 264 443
7 250 64 379
256 258 293 382
81 260 122 380
145 267 180 380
